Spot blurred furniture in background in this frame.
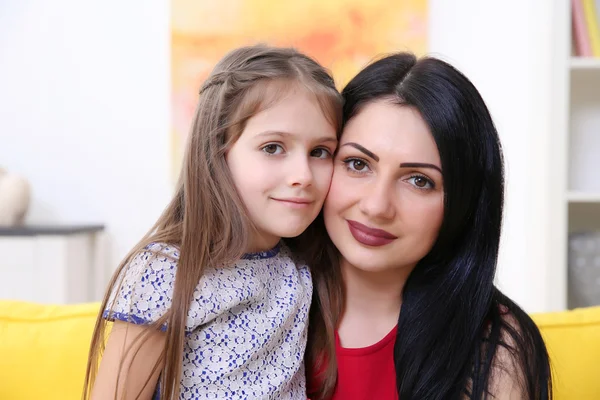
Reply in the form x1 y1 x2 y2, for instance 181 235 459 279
551 0 600 311
0 225 106 304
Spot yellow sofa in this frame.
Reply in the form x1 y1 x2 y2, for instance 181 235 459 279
0 301 599 400
0 301 99 400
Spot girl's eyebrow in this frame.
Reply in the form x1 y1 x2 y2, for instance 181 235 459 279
256 130 337 144
255 130 293 138
315 136 338 145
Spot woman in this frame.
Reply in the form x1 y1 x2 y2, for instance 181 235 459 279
307 53 551 399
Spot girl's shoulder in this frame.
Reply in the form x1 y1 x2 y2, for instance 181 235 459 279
124 241 305 275
277 241 310 269
117 242 180 281
141 242 180 261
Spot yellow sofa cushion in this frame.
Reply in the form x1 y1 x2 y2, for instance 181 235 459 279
0 301 100 400
0 300 598 399
532 306 600 399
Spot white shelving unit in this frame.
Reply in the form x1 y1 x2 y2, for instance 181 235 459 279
570 57 600 70
0 225 106 304
567 192 600 203
551 1 600 309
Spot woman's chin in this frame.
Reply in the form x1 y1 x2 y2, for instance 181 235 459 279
342 251 397 273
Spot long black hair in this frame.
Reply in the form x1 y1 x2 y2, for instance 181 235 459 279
341 53 551 399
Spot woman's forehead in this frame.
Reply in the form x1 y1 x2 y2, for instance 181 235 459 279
340 101 440 166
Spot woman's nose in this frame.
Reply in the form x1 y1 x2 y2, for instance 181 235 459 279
358 179 396 221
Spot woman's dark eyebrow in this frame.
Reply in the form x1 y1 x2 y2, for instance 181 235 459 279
400 162 442 173
341 142 379 161
341 143 442 173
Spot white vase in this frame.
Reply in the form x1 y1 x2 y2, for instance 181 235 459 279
0 169 31 226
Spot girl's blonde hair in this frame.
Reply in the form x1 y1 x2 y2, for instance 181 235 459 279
83 44 342 400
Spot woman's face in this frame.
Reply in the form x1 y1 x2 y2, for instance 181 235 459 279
324 100 444 273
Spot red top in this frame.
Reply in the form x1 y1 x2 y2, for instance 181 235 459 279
330 326 399 400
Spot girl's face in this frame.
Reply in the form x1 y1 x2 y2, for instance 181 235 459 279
226 86 338 250
324 100 444 273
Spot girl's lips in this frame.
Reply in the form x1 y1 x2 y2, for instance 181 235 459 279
271 197 313 208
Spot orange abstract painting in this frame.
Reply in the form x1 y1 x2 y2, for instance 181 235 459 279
171 0 428 173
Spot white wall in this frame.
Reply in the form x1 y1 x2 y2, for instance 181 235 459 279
0 0 558 311
0 1 173 278
429 0 558 312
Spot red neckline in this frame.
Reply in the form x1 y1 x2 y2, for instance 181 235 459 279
336 325 398 356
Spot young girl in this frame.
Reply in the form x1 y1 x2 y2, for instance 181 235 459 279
84 44 342 400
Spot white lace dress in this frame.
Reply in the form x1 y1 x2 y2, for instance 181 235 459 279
104 242 312 399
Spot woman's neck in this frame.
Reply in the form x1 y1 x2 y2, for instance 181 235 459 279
337 258 412 348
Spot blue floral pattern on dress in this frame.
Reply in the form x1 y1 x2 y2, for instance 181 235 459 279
104 242 312 399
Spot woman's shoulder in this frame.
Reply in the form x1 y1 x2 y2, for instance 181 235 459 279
486 309 526 396
482 296 551 399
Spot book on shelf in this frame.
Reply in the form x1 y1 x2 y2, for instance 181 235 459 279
572 0 600 57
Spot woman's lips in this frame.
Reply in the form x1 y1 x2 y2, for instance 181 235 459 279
346 219 397 247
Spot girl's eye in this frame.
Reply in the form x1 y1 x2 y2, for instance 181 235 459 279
407 175 434 190
310 148 332 159
262 144 284 155
343 158 371 174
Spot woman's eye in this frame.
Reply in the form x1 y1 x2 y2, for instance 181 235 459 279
310 148 332 159
262 144 284 155
407 175 434 189
343 158 370 173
